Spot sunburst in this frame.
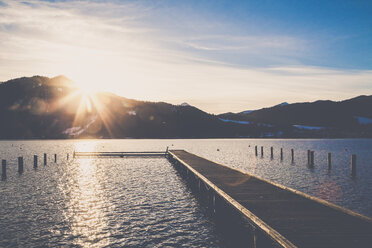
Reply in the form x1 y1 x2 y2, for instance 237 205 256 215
55 82 115 138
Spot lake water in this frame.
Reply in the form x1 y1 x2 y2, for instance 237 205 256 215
0 139 372 247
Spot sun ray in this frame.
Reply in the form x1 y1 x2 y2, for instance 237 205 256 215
47 77 118 138
89 94 115 138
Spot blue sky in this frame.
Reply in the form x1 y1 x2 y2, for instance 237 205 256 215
0 0 371 113
137 0 372 69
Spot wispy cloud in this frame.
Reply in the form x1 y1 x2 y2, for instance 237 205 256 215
0 0 371 113
179 35 306 53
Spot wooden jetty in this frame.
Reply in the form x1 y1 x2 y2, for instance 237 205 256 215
168 150 372 248
74 151 167 158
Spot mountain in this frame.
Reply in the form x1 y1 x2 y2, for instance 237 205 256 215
218 97 372 137
236 102 288 115
220 102 290 118
0 76 260 139
180 102 191 107
1 75 372 139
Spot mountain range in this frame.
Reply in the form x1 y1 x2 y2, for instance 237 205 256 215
1 75 372 139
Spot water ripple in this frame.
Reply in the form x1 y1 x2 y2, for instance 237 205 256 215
0 140 223 247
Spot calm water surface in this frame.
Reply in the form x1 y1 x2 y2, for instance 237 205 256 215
0 139 372 247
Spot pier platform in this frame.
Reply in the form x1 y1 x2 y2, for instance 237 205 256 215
168 150 372 248
74 151 166 158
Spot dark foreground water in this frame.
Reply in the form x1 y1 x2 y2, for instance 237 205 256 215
0 139 372 247
0 158 221 247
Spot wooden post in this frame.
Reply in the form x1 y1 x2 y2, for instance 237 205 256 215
1 160 6 179
34 155 38 168
213 193 216 214
166 146 169 154
280 148 283 160
310 151 314 166
351 154 356 176
327 153 331 169
261 146 263 157
307 150 310 165
54 154 57 163
18 157 23 174
253 228 257 248
44 153 47 165
291 149 294 163
270 147 273 158
67 154 69 160
255 146 258 156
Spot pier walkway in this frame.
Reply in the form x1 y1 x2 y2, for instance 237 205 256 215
168 150 372 248
74 151 166 158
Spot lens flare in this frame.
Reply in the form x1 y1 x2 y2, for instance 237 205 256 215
55 81 115 138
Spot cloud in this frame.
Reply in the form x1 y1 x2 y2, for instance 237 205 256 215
0 0 371 114
179 35 306 54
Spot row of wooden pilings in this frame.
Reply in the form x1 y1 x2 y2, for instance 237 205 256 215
1 153 71 180
255 146 294 163
254 145 357 176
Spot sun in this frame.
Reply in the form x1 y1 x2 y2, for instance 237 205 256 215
73 79 105 113
56 78 116 137
75 81 100 95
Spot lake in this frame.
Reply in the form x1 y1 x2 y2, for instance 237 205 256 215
1 139 371 247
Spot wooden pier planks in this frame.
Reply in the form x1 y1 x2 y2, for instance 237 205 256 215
74 151 166 158
169 150 372 248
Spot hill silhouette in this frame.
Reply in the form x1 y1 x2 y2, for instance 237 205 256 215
1 75 372 139
218 96 372 137
0 76 257 138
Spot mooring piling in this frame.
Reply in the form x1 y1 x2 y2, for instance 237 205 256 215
253 229 257 248
255 146 258 156
3 147 361 183
291 149 294 163
261 146 263 157
327 153 331 169
270 147 273 159
351 154 357 176
34 155 38 169
280 148 283 160
18 157 24 174
310 151 314 166
307 150 310 164
212 192 216 214
1 160 6 179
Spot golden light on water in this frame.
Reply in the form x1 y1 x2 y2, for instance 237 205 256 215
62 141 110 247
316 180 343 202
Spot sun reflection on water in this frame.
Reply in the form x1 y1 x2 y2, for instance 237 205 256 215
62 141 111 247
316 180 343 203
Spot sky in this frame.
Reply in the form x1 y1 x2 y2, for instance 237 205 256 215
0 0 371 114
